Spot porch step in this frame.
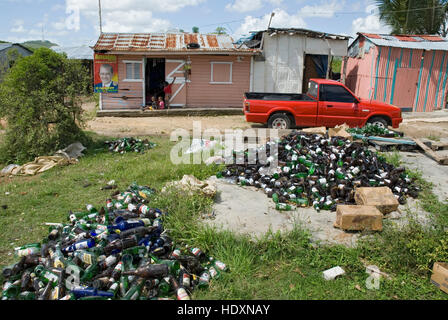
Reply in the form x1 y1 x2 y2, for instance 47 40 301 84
97 108 244 118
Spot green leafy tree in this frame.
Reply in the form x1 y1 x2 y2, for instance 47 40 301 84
192 26 199 33
375 0 448 36
214 27 228 35
0 48 91 164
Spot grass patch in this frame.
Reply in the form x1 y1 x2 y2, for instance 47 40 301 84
0 137 447 299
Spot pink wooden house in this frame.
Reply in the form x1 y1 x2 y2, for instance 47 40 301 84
342 33 448 112
93 33 258 110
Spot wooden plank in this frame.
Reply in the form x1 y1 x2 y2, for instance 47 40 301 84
413 138 448 165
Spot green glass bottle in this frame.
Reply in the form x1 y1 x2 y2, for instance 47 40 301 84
292 198 308 207
276 203 292 211
33 266 59 287
197 271 210 289
1 280 20 300
122 278 146 300
308 165 315 175
18 291 36 300
15 243 41 257
149 254 180 275
80 262 99 283
272 193 279 204
158 276 171 296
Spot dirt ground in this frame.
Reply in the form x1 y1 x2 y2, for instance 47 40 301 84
82 99 448 138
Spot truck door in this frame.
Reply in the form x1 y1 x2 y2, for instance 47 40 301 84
317 84 360 127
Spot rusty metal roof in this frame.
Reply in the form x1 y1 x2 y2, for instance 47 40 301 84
358 32 448 50
93 33 257 54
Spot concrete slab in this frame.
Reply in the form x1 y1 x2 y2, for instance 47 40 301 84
400 152 448 203
205 170 434 248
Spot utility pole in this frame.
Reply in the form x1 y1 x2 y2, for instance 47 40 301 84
98 0 103 34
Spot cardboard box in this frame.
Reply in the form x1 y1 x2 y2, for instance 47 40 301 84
430 262 448 294
354 187 399 214
302 126 327 136
328 123 353 141
334 205 383 231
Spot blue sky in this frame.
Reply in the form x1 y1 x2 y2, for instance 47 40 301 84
0 0 391 46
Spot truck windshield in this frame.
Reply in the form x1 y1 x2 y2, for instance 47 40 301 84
307 81 318 100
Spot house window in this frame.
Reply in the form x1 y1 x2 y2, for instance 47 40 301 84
210 62 232 84
124 60 142 81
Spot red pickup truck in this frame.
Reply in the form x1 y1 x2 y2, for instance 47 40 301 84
244 79 402 129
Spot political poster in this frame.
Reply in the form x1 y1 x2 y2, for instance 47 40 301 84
94 54 118 93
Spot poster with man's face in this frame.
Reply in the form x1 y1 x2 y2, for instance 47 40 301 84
94 54 118 93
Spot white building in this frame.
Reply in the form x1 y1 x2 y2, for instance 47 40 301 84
243 28 350 94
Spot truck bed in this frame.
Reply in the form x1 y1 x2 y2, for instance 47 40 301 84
244 92 314 101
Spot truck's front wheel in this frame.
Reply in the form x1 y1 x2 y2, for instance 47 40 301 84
367 116 389 129
268 113 291 129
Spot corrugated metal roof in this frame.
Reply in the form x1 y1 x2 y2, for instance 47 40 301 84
359 33 448 51
263 27 350 40
0 43 32 53
51 45 93 60
93 32 256 54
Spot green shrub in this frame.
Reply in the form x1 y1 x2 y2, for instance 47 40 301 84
0 48 91 164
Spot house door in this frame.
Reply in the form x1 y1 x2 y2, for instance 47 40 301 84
166 59 188 107
393 68 419 111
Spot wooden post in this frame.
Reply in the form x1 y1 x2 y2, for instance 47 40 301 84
326 49 332 79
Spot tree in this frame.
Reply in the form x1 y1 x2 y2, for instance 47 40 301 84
0 48 91 163
192 26 199 33
375 0 448 36
214 27 227 35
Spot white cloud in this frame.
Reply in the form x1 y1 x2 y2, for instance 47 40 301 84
266 0 283 5
299 1 344 18
226 0 263 12
234 8 307 39
101 10 171 33
351 4 391 35
10 19 26 33
225 0 284 13
66 0 206 13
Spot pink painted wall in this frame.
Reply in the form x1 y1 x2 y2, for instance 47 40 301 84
101 55 144 110
100 54 251 110
186 55 250 108
343 40 448 112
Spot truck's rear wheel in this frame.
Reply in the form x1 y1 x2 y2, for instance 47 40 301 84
268 114 291 129
367 116 388 129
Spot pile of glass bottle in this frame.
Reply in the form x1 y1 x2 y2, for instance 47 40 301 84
105 138 157 154
218 131 419 212
1 183 227 300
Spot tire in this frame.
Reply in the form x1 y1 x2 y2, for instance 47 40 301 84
268 113 291 129
367 116 388 129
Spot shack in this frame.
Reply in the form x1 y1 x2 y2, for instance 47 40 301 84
238 28 350 94
92 32 258 110
0 43 33 79
343 33 448 112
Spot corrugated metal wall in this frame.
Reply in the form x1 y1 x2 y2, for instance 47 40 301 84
253 34 348 94
344 41 448 112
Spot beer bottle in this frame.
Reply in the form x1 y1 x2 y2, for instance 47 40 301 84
1 280 20 300
276 203 292 211
38 279 54 300
122 278 146 300
34 265 59 287
158 276 171 296
122 264 170 279
15 243 41 257
197 271 210 289
18 291 36 300
209 257 228 272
